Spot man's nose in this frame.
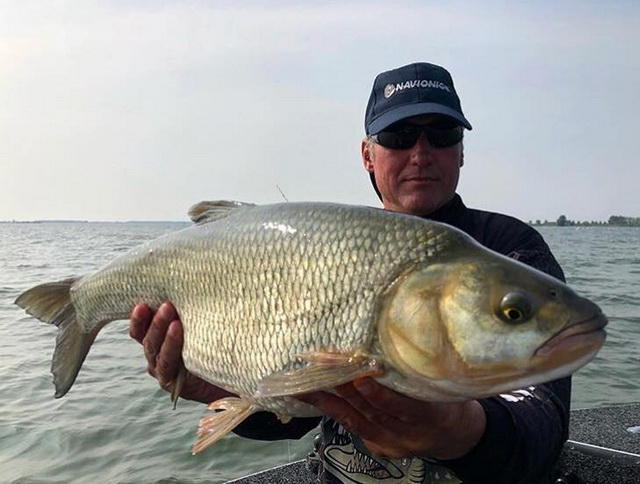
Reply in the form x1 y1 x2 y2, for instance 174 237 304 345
409 133 435 162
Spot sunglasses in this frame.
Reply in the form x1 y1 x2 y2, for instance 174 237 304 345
370 121 463 150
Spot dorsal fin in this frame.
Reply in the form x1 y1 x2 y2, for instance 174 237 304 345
187 200 255 224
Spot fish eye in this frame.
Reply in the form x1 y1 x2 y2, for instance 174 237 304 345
498 292 533 324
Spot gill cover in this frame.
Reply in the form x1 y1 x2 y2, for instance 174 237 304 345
378 262 462 381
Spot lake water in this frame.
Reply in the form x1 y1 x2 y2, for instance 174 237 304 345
1 222 638 483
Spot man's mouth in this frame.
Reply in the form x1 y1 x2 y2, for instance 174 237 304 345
404 175 438 182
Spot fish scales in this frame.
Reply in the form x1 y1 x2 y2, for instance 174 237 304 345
65 204 450 407
170 204 453 408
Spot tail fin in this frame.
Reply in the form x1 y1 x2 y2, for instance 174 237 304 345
16 278 101 398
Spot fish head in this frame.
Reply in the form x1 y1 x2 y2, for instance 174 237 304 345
378 248 607 400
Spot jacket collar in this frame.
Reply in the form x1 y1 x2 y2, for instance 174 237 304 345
423 193 467 224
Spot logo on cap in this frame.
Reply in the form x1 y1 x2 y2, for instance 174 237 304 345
383 79 451 99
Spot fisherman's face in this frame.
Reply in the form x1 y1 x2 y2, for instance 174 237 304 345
363 114 464 216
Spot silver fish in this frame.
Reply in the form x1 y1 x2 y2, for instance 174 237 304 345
15 201 607 454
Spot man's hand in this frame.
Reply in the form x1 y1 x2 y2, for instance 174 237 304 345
129 302 234 404
129 303 485 459
298 378 486 461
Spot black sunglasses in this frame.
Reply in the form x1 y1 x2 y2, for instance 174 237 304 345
370 121 463 150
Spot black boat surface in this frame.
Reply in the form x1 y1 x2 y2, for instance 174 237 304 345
228 403 640 483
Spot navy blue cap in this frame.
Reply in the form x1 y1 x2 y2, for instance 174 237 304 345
365 62 472 135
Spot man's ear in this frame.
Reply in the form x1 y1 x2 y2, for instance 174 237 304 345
361 139 374 172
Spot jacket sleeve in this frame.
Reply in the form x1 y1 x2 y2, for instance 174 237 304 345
232 413 321 441
438 228 571 483
441 378 570 483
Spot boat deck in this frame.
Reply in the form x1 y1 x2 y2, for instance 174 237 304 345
556 403 640 483
229 404 640 483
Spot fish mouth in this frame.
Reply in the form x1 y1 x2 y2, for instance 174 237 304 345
534 313 608 358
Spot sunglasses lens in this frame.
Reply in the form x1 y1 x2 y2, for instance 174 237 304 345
427 125 464 147
373 122 463 150
374 126 418 150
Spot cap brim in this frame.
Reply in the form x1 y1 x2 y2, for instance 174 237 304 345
367 103 472 134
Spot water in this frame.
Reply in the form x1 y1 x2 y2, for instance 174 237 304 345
536 227 640 410
1 223 638 483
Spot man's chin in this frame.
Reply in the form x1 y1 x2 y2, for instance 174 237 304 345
382 188 454 216
395 199 443 217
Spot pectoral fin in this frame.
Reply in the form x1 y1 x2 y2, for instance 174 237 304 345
167 364 188 410
255 351 385 398
192 397 260 455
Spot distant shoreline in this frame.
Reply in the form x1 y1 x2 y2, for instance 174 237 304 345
529 215 640 227
2 218 638 227
530 223 640 228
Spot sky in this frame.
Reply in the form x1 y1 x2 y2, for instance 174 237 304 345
1 0 639 222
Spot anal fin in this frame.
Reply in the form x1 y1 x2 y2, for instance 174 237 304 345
256 351 385 398
192 397 259 455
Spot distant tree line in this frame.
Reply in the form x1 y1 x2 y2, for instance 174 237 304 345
530 215 640 227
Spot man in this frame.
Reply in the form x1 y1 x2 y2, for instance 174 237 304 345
130 62 569 483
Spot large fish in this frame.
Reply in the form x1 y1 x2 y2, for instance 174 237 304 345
16 201 606 454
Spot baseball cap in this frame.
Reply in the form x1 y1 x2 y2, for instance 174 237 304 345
364 62 472 135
